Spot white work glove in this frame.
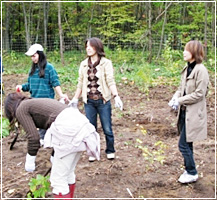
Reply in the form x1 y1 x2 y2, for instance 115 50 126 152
16 85 22 92
168 96 179 110
172 97 179 110
68 98 78 107
168 95 176 107
59 98 66 104
114 96 123 111
60 94 70 102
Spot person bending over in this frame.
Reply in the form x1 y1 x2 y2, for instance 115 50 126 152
4 92 100 198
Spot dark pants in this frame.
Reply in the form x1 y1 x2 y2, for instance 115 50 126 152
178 109 197 175
84 99 115 154
39 129 46 139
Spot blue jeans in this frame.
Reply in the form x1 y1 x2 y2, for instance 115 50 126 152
39 129 46 140
84 99 115 154
178 110 197 175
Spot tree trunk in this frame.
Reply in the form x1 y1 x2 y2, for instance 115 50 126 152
4 3 10 51
87 4 95 38
35 9 41 43
76 2 82 24
22 3 31 49
147 1 152 63
211 2 215 52
10 13 15 50
204 2 208 61
43 2 49 49
157 2 168 59
58 2 64 65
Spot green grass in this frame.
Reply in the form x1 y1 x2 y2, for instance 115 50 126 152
1 116 10 138
3 48 215 93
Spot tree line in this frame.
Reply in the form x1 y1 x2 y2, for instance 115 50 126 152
2 1 215 62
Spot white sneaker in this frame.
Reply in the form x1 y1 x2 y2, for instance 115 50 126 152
178 172 198 183
25 153 36 172
107 153 115 160
89 156 96 162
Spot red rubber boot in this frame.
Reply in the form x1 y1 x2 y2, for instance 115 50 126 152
54 192 71 199
69 183 76 198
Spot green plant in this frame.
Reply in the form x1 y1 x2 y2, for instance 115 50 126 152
135 126 167 166
135 125 168 198
1 117 10 138
27 174 51 199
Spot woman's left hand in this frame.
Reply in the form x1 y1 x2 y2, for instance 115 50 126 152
114 96 123 111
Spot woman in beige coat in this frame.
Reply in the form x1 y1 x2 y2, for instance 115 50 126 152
168 40 209 184
70 37 123 161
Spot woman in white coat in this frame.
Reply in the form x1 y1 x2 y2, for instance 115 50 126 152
45 106 100 199
168 40 209 184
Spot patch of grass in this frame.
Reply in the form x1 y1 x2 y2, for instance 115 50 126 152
3 48 215 94
3 51 31 74
1 116 10 138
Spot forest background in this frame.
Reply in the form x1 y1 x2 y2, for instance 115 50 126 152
1 0 216 131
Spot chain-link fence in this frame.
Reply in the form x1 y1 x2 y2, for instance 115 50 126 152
2 33 214 56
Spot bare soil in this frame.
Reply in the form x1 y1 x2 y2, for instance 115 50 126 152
1 74 216 199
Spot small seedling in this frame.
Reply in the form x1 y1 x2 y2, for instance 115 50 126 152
27 174 51 199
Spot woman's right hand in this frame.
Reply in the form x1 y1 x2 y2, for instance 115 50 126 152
16 85 22 92
68 97 78 107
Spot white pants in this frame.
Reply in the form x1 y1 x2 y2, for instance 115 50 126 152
50 152 82 195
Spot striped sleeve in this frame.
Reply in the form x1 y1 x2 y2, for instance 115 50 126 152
47 63 60 87
16 103 40 141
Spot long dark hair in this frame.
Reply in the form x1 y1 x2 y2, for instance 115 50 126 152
85 37 106 58
30 51 47 77
4 92 31 126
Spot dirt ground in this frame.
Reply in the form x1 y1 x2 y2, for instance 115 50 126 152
1 74 216 199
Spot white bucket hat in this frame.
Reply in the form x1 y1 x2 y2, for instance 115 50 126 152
25 44 44 56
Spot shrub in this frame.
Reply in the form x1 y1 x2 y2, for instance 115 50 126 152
27 174 51 199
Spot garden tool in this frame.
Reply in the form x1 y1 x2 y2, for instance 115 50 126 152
10 123 19 150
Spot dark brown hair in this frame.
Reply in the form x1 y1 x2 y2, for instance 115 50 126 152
4 92 31 126
185 40 204 64
85 37 106 57
30 51 47 78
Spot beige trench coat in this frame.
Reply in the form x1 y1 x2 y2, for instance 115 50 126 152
77 57 116 104
174 63 209 142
